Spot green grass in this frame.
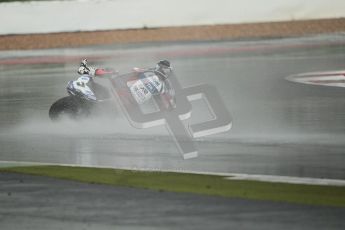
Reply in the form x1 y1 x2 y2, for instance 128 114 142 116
1 165 345 207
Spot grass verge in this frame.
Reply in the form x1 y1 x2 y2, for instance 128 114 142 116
1 165 344 207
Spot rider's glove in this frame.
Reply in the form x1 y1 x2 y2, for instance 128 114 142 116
80 59 88 67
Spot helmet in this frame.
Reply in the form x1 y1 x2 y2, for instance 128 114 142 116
155 60 172 76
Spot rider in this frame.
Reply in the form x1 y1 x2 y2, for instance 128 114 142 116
152 60 175 108
153 59 172 80
130 60 175 107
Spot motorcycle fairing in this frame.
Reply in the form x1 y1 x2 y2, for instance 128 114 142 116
67 75 97 101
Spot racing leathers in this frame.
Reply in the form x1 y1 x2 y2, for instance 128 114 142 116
128 67 175 109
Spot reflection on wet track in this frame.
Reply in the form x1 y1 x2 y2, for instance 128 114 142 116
1 35 345 179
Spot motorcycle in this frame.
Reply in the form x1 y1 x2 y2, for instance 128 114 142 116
49 68 176 121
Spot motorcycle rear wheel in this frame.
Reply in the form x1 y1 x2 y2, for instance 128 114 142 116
49 96 87 121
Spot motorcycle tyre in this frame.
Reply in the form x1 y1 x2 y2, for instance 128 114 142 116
49 96 86 121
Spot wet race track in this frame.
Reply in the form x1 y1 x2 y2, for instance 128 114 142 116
1 35 345 179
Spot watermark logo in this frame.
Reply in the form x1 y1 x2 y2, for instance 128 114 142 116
111 71 232 159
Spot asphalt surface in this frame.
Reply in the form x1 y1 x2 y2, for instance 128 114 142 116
0 35 345 179
0 172 344 230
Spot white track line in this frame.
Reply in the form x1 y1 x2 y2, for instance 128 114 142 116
224 174 345 187
286 70 345 88
1 160 344 187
